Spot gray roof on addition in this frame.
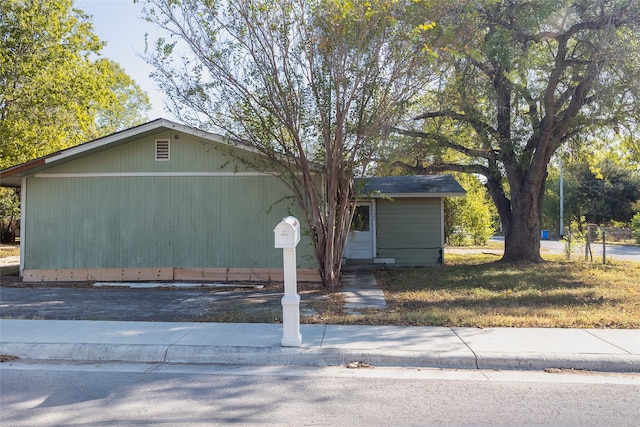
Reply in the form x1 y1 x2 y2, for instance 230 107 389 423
356 175 466 198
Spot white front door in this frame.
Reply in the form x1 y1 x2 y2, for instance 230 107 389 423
345 202 374 259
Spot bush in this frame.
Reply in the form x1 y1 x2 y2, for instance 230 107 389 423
444 174 496 246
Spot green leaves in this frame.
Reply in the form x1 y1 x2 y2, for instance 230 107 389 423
0 0 151 169
444 173 497 246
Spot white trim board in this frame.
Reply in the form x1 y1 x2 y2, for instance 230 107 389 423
34 172 273 178
93 282 264 289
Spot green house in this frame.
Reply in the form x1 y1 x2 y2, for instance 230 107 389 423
1 119 464 282
346 175 466 267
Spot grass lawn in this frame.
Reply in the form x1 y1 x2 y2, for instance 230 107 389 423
0 244 20 258
304 254 640 328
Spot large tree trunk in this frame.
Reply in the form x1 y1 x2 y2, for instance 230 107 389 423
491 166 547 263
502 188 544 262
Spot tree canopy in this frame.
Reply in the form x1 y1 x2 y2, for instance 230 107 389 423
141 0 431 287
393 0 640 262
544 158 640 230
0 0 151 169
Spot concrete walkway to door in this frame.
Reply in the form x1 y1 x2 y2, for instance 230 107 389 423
340 270 387 314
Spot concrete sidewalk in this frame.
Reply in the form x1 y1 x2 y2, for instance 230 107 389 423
1 319 638 372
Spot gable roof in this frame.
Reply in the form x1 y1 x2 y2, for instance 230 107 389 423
0 119 275 187
356 175 466 198
1 119 466 198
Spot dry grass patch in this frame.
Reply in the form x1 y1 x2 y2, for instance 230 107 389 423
0 244 20 258
305 253 639 328
372 254 639 328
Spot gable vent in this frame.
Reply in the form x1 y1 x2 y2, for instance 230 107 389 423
155 139 170 161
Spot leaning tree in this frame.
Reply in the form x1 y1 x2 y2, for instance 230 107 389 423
393 0 640 261
141 0 432 287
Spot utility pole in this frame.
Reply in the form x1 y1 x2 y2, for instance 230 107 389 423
560 160 564 238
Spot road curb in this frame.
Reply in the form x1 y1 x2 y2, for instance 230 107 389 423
1 343 169 364
1 342 476 369
475 352 640 372
2 342 638 372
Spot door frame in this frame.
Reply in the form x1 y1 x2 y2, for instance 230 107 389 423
345 200 376 260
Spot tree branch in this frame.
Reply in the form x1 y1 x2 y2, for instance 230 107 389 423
390 127 494 159
393 159 491 178
411 110 500 142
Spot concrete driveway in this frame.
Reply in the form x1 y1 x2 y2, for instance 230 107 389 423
0 284 326 322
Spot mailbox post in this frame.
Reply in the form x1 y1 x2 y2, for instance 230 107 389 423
274 216 302 347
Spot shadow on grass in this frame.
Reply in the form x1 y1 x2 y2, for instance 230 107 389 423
0 266 19 276
394 290 612 312
377 260 600 294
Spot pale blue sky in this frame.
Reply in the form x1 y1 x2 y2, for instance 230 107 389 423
74 0 168 120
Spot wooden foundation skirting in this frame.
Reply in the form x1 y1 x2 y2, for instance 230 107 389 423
22 267 322 283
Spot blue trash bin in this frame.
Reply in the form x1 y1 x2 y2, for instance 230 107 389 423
541 230 549 240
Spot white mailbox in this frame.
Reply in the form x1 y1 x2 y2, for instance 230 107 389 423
274 216 300 248
274 215 302 347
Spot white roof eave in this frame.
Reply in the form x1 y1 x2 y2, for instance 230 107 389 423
363 192 466 198
45 119 230 164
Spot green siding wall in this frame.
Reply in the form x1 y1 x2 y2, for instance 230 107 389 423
376 198 443 266
23 130 316 271
45 131 260 174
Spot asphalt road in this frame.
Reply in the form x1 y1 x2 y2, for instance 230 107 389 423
1 361 638 426
494 237 640 262
540 239 640 262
